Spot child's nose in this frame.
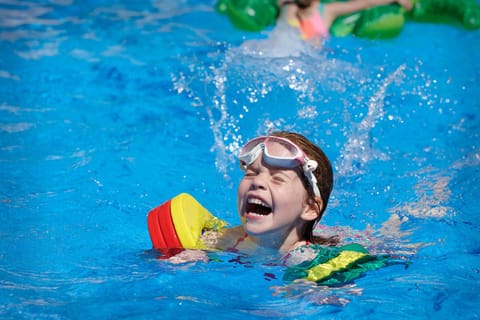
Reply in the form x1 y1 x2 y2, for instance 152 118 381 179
249 173 268 190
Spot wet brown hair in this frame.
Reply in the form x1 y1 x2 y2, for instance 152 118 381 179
270 131 338 245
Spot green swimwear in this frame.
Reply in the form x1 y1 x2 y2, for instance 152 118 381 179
283 243 401 286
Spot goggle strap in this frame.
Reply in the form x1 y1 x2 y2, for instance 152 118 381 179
304 160 321 198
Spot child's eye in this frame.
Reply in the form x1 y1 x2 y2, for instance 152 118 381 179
244 169 257 177
272 174 287 183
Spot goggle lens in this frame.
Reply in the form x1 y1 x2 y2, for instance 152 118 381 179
264 138 302 163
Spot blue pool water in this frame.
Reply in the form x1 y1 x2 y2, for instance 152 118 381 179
1 0 479 318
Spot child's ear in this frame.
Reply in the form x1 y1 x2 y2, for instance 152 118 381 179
301 197 322 221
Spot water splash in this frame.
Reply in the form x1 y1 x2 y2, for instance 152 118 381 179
192 39 365 178
335 64 407 177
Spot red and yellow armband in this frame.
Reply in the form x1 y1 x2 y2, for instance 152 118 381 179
147 193 227 250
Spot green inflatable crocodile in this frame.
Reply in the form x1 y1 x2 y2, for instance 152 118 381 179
215 0 480 38
215 0 279 32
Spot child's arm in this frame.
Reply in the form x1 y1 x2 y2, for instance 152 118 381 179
323 0 412 30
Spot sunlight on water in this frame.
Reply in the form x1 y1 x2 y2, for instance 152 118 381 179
1 0 479 318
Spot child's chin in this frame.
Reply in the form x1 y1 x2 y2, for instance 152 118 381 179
244 222 268 236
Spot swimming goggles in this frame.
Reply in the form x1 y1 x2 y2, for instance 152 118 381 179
238 136 321 198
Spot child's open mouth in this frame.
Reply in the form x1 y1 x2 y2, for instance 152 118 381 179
246 198 272 216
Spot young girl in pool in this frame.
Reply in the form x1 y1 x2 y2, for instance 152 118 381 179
157 131 394 284
218 131 393 283
278 0 412 41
